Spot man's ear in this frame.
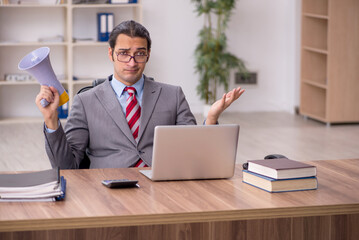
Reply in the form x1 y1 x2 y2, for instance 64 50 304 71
146 49 151 62
108 47 115 62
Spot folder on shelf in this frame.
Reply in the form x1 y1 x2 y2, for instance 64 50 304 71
97 13 108 42
107 13 114 40
97 13 114 42
110 0 138 3
110 0 128 3
58 91 68 119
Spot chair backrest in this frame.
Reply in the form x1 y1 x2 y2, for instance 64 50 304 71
77 78 106 94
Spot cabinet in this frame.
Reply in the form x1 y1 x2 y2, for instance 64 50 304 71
0 0 142 122
300 0 359 124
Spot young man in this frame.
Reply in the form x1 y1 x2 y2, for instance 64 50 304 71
36 20 244 169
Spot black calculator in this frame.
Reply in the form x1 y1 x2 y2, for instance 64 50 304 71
101 179 139 188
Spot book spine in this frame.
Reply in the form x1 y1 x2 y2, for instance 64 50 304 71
55 176 66 201
242 180 318 193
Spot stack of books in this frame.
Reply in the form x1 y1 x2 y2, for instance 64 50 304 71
0 167 66 202
242 158 317 193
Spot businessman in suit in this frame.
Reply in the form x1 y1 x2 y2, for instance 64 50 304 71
35 20 244 169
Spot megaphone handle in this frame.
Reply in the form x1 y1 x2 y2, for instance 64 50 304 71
40 98 50 108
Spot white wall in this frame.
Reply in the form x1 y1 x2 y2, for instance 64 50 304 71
1 0 301 117
142 0 301 114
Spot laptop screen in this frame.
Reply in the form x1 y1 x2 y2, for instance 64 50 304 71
140 124 239 181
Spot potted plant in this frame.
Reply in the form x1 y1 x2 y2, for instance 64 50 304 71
192 0 248 115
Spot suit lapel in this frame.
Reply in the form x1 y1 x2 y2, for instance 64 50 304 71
138 77 161 142
94 77 137 146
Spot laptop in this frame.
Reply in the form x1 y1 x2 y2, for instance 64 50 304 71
139 124 240 181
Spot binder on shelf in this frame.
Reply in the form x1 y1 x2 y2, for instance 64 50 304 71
110 0 137 3
57 92 68 119
97 13 114 42
97 13 108 42
107 13 114 40
110 0 128 3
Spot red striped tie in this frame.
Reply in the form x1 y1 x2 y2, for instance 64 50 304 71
124 87 148 167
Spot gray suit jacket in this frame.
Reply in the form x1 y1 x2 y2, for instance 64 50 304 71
44 75 197 169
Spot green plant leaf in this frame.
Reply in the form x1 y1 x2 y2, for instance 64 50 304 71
192 0 248 104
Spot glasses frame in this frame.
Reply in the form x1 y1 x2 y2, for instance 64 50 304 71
115 52 148 63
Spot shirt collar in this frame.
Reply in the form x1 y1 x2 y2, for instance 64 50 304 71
111 75 144 97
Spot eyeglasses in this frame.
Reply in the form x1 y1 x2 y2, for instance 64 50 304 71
115 52 148 63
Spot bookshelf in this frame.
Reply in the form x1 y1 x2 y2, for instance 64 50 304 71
0 0 142 122
300 0 359 124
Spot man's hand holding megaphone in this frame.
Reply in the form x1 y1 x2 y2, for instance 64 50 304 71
35 86 60 130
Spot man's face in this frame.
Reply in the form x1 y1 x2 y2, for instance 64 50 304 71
108 34 150 86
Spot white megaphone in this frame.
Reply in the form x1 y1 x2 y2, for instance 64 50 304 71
18 47 69 107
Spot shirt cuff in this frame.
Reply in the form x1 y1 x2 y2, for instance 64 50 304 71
203 120 219 125
44 120 60 133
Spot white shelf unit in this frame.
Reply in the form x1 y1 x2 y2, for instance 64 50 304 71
0 0 142 122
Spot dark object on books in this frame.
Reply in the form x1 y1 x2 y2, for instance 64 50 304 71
247 158 317 179
0 167 66 201
242 162 248 170
264 154 288 159
242 170 318 193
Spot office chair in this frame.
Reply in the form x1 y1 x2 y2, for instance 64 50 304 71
76 78 106 169
77 78 106 94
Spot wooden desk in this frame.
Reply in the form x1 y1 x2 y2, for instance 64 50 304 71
1 159 359 240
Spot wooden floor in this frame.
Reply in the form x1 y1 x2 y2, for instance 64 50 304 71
1 112 359 171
